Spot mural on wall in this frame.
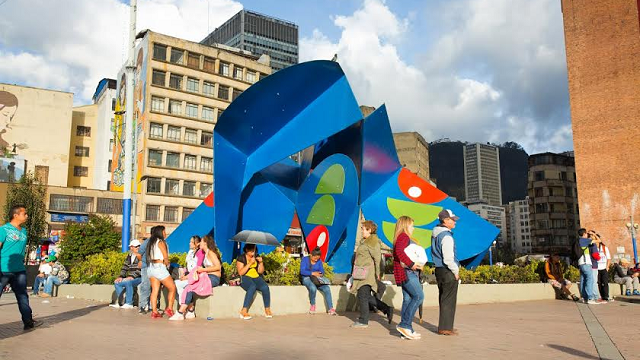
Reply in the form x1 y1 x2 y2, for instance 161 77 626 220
166 61 500 272
111 37 148 192
0 91 18 149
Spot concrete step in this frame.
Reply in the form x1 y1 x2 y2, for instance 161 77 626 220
614 295 640 304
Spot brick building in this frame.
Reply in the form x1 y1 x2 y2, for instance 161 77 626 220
562 0 640 260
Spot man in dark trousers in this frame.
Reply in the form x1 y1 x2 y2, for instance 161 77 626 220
431 209 460 336
0 205 42 330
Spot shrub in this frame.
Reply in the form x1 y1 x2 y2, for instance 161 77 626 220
60 215 121 267
70 251 128 284
168 252 187 267
457 260 581 284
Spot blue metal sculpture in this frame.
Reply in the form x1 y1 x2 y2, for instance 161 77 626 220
166 60 499 272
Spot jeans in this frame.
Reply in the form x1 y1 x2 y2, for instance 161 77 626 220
240 276 270 309
0 271 34 326
614 276 639 292
302 276 333 309
597 269 610 300
579 264 595 301
184 274 220 305
399 270 424 331
44 275 61 295
114 277 142 305
137 267 150 309
591 268 600 299
435 267 459 331
32 275 47 295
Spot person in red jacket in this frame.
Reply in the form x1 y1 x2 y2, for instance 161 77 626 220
392 216 424 340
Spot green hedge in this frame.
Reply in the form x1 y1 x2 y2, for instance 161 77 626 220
457 260 580 284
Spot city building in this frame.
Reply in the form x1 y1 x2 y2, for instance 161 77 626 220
463 143 502 206
465 200 506 244
527 152 580 255
506 198 532 254
393 132 430 182
68 104 98 188
201 9 299 72
0 84 73 187
111 30 271 238
92 79 118 190
562 0 640 260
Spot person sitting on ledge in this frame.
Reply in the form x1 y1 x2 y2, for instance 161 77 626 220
545 254 579 301
613 258 639 296
39 256 68 298
109 239 142 309
300 247 337 316
237 243 272 320
32 256 53 296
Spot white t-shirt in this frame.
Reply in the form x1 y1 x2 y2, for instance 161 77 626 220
597 245 611 270
404 242 428 266
185 249 198 272
39 263 52 275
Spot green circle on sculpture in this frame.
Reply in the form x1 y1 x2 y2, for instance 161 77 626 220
306 194 336 226
315 164 345 194
387 197 441 226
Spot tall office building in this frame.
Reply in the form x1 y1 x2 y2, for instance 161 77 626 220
463 143 502 206
465 201 506 244
92 78 118 190
506 197 532 254
201 9 299 72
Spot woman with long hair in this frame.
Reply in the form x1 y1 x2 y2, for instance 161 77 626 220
392 216 424 340
146 226 177 319
170 235 222 320
237 243 271 320
173 236 202 306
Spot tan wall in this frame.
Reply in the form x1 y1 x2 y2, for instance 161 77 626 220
393 132 430 181
0 84 73 186
68 104 98 188
562 0 640 258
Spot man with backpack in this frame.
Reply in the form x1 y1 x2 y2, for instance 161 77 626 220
574 228 599 304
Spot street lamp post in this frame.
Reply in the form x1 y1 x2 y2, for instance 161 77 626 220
626 216 639 264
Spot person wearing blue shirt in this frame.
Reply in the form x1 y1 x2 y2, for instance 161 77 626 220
300 247 336 315
137 229 154 314
0 205 42 330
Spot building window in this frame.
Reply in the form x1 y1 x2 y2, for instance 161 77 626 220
560 171 567 181
167 126 181 142
187 53 200 69
170 48 184 64
97 198 123 214
77 126 91 137
203 57 215 73
234 66 243 80
217 110 223 121
232 88 242 101
534 171 544 181
200 157 212 172
183 181 196 197
202 107 214 122
148 149 163 166
111 98 116 111
184 154 196 169
203 82 214 96
534 187 543 197
50 195 93 212
199 183 212 197
152 70 166 86
75 146 90 157
186 103 198 118
166 152 180 168
219 62 229 76
147 177 161 193
247 71 256 83
151 96 164 112
201 132 213 147
182 207 194 221
73 166 88 177
153 43 167 61
108 160 112 172
165 179 180 195
169 100 182 115
169 74 183 90
217 85 229 100
186 78 199 92
146 205 160 221
150 123 163 139
184 129 197 144
164 206 178 222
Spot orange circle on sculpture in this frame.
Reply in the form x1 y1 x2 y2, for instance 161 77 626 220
398 168 447 204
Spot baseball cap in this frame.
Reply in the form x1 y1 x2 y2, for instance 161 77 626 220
130 239 141 247
47 255 57 262
438 209 460 222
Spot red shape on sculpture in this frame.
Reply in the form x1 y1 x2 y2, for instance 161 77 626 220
306 225 330 261
204 192 214 207
398 168 447 204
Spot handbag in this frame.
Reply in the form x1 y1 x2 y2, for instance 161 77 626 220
351 249 368 280
310 275 331 286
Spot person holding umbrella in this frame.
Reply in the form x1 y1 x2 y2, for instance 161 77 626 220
236 243 272 320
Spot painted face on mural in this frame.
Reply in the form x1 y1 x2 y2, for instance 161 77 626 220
0 91 19 133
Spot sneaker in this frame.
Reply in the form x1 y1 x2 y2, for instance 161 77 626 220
151 311 163 319
626 290 632 296
596 299 607 304
265 309 273 319
412 331 422 338
309 305 316 314
168 312 185 321
240 309 252 320
587 300 599 305
328 308 337 316
633 290 640 296
164 309 175 318
607 298 615 302
23 320 43 331
138 307 149 315
350 322 369 328
386 307 394 324
185 311 196 320
121 304 134 309
108 303 121 309
39 293 50 298
396 326 416 339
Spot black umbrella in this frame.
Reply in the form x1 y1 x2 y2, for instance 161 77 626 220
230 230 281 246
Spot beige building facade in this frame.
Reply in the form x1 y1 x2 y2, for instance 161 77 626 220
67 104 98 188
393 132 430 182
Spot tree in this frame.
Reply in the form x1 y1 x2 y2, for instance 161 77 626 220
59 214 121 266
4 172 47 252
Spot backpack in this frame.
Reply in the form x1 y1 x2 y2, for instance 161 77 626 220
570 238 583 263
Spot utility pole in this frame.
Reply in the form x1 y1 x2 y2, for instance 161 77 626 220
626 214 639 265
122 0 137 252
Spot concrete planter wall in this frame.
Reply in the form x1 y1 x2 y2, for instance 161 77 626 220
57 283 623 319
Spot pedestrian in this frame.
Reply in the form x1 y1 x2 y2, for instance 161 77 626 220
146 226 177 319
587 231 605 303
109 239 142 309
137 233 152 314
0 205 42 330
32 255 53 296
237 243 272 320
300 247 337 316
576 228 598 304
432 209 461 336
595 237 612 302
613 258 639 296
349 220 391 328
39 255 68 297
392 216 424 340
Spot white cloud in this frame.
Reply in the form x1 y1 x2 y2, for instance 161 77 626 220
301 0 572 153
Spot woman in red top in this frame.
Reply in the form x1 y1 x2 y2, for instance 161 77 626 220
392 216 424 340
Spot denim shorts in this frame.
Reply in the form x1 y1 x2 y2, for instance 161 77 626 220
147 263 170 280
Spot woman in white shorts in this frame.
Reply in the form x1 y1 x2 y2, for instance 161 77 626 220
146 226 177 319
